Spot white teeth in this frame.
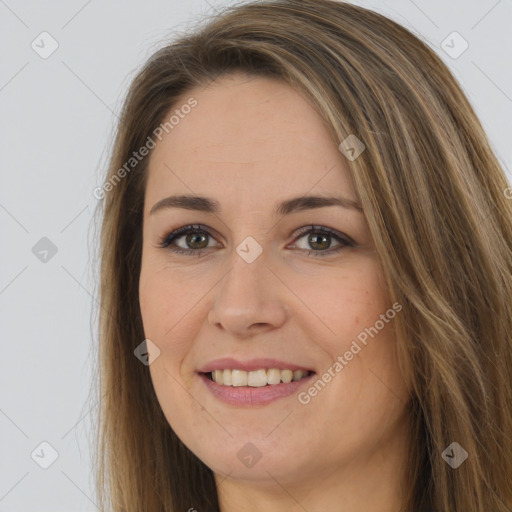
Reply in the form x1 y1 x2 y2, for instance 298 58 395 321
267 368 281 385
281 369 293 383
247 369 268 387
209 368 310 387
231 369 248 387
222 369 232 386
213 370 223 384
293 370 304 381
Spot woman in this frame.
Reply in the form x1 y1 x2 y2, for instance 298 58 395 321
92 0 512 510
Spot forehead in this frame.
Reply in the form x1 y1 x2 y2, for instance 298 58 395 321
145 73 356 212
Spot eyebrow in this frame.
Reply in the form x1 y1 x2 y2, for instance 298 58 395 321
149 194 363 216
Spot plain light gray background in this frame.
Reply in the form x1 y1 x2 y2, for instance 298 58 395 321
1 0 511 510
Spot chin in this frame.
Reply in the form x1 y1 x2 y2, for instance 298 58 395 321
190 438 310 484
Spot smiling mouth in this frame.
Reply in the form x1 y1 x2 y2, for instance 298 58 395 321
203 368 314 387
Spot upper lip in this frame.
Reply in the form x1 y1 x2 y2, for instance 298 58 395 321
197 357 315 373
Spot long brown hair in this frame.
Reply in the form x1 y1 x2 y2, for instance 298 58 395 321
91 1 512 510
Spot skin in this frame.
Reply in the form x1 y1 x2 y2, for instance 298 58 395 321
139 73 411 512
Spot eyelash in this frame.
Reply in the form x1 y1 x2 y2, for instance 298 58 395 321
157 224 355 258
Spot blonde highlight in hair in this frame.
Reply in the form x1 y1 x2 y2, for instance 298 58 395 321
92 1 512 510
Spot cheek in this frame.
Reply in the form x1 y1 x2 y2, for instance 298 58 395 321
139 269 202 425
303 258 403 399
139 264 213 377
139 263 196 340
298 256 391 341
139 273 169 341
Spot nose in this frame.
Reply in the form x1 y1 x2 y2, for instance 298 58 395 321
207 246 288 338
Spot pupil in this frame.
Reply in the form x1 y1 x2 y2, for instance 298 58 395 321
188 232 208 249
310 233 329 250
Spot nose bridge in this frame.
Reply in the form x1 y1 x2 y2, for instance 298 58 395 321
231 237 268 291
207 236 288 334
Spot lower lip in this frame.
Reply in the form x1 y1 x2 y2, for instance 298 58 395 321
199 372 315 406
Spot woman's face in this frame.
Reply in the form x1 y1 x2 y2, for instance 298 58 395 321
139 73 410 490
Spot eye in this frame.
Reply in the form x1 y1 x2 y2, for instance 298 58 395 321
157 224 355 257
291 225 355 257
157 224 219 257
